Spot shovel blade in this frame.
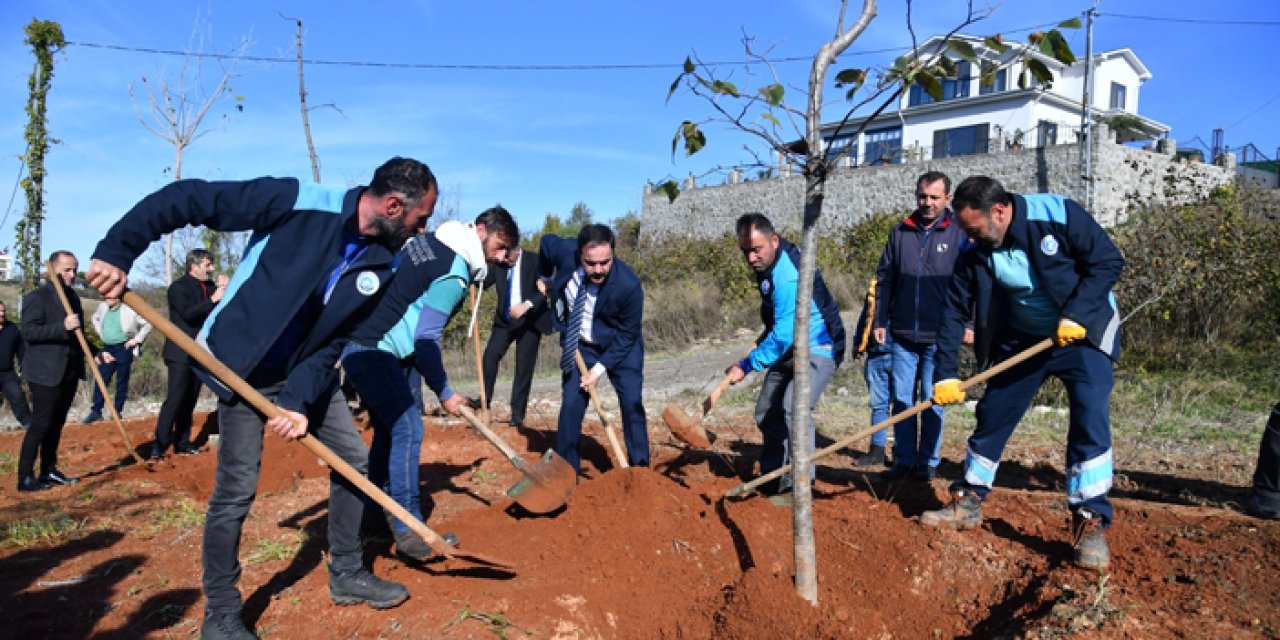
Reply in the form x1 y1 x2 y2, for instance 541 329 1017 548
662 404 712 449
507 449 577 514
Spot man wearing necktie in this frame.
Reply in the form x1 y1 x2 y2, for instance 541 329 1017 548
539 224 647 473
481 243 551 428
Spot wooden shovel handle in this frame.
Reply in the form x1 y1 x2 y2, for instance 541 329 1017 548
574 350 629 469
458 405 522 462
468 285 488 413
48 261 141 464
121 291 460 557
726 338 1055 497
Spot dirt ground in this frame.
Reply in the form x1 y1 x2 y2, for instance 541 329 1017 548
1 394 1277 640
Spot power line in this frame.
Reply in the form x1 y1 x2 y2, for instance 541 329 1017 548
1224 91 1280 130
1101 13 1280 26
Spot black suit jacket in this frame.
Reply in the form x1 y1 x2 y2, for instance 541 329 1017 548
164 273 216 362
20 279 86 387
484 248 552 335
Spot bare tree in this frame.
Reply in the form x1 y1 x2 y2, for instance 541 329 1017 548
664 0 1080 603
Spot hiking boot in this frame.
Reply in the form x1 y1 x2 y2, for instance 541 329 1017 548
39 469 80 485
853 445 886 467
880 464 914 481
1072 510 1110 569
921 493 983 528
200 611 255 640
393 531 434 561
329 567 408 609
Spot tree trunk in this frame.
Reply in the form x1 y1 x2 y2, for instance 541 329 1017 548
294 18 322 183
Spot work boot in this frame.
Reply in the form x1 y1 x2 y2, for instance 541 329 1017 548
1072 510 1110 569
853 445 886 467
329 567 409 609
40 469 80 485
200 611 255 640
393 531 434 561
921 493 983 528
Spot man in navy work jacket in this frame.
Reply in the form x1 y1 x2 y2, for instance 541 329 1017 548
86 157 438 640
726 213 846 499
873 171 971 481
922 176 1124 571
341 206 516 561
540 224 647 473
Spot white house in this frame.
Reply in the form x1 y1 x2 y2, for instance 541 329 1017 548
820 34 1170 166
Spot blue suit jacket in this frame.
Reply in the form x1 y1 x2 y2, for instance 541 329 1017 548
538 234 644 372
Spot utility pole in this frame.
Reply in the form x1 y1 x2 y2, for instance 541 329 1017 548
1079 2 1099 209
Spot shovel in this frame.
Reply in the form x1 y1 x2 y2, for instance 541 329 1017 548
457 406 575 513
121 291 514 571
661 373 732 449
574 351 630 469
48 260 142 465
726 338 1055 497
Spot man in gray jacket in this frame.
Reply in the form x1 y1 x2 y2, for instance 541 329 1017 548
83 294 152 423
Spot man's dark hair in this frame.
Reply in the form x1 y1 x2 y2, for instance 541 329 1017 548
48 249 75 263
577 223 615 252
952 176 1014 213
186 248 212 269
735 213 776 238
369 157 438 208
917 170 952 194
475 205 520 244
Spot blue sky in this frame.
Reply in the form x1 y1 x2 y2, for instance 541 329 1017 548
2 0 1276 281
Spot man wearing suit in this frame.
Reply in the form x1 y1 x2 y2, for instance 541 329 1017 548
0 301 33 430
152 248 227 459
481 243 551 428
540 224 647 472
16 251 86 492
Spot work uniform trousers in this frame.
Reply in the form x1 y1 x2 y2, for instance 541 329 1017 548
202 380 367 615
18 363 79 479
754 352 837 492
482 322 542 426
90 343 133 415
951 333 1116 526
556 341 648 472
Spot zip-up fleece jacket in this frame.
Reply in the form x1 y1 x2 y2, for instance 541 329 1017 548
740 238 846 371
92 178 397 414
874 210 970 344
934 193 1125 381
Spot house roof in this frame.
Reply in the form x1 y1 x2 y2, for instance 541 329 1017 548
1094 48 1152 81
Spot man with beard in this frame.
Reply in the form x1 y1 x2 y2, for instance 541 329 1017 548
87 157 437 640
922 176 1124 571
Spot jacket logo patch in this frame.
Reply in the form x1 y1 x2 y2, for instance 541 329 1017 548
1040 235 1059 256
760 280 771 295
355 271 381 296
936 242 949 253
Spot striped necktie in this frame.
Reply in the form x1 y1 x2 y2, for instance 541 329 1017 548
560 274 588 374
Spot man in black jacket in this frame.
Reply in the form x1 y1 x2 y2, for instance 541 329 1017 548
0 300 32 430
152 249 226 458
481 243 551 428
16 251 85 491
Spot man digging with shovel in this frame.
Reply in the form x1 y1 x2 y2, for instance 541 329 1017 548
87 157 438 640
340 206 517 560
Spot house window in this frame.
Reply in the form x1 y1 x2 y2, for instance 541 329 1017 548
1038 121 1058 146
932 123 990 159
908 60 971 106
1109 82 1127 110
824 134 855 163
864 127 902 165
979 68 1007 95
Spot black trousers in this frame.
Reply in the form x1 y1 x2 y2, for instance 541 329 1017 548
18 365 79 478
481 323 542 425
1252 402 1280 508
154 358 202 451
0 368 31 428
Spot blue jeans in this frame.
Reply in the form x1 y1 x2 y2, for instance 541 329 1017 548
203 380 367 615
341 344 424 535
754 353 837 491
890 338 944 469
90 343 133 414
864 348 893 447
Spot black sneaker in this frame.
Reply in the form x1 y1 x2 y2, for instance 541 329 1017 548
82 412 102 424
853 445 886 467
200 611 255 640
329 567 409 609
1072 510 1110 569
39 469 80 485
1246 494 1280 521
17 475 51 492
921 493 984 528
149 446 166 461
174 444 201 456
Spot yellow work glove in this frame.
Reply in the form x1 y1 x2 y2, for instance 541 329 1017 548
1055 318 1087 347
933 378 965 405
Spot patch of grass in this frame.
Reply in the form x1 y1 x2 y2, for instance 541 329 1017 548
443 601 527 639
470 468 499 484
0 451 16 476
246 531 306 566
151 498 205 530
2 512 86 547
